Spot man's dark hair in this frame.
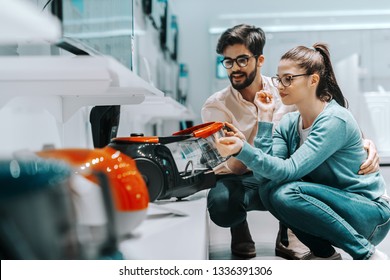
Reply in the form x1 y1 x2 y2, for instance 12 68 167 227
216 24 266 56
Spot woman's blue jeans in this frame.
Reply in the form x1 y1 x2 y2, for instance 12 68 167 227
260 181 390 259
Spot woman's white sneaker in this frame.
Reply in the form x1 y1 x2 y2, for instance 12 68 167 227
368 249 389 260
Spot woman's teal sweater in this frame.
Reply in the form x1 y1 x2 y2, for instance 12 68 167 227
235 100 386 200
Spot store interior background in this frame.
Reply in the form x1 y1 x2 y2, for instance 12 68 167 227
1 0 390 159
1 0 390 260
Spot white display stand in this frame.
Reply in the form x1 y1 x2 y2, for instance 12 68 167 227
363 92 390 164
119 191 209 260
0 55 165 122
118 96 196 136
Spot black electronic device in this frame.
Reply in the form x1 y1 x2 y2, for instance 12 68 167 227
143 0 165 30
109 139 216 202
107 122 229 202
90 105 121 148
142 0 152 15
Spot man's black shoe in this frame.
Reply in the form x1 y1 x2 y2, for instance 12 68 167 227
230 220 256 258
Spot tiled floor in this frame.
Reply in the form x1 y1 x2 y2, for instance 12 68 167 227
209 166 390 260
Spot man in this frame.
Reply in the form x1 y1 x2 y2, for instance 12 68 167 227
201 24 380 259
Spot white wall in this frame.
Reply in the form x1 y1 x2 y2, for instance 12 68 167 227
172 0 390 125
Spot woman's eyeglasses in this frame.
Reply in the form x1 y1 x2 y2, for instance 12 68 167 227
271 74 311 87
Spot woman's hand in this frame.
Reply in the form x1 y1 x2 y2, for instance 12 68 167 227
359 139 380 175
215 135 244 158
223 122 246 141
254 90 275 122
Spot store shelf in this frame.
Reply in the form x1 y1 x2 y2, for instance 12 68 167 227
106 56 164 97
363 92 390 163
0 55 164 122
117 95 196 137
380 153 390 165
121 96 196 122
0 0 61 44
119 191 209 260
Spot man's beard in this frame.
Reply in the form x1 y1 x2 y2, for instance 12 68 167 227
229 67 257 91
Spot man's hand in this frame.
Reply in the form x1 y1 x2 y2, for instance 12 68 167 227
223 122 246 140
359 139 380 175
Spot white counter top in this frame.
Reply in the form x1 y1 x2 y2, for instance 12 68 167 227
119 191 209 260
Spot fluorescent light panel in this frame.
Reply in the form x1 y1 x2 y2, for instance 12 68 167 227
218 9 390 20
210 23 390 34
210 9 390 34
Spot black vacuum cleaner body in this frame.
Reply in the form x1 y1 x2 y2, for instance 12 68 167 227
108 122 231 202
108 139 216 202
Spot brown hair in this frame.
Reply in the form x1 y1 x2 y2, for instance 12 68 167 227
281 43 348 108
216 24 266 56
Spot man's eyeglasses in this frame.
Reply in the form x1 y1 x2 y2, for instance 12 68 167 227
220 55 258 69
271 74 311 87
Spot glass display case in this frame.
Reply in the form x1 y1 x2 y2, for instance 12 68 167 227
55 0 134 70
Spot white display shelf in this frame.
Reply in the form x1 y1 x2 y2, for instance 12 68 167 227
106 56 164 97
0 0 61 44
117 95 196 137
363 92 390 164
0 55 164 122
380 153 390 165
121 96 196 122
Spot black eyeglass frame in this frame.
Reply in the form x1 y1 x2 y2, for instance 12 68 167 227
271 74 311 87
220 55 258 69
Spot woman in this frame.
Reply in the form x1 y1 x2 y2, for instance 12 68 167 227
216 43 390 260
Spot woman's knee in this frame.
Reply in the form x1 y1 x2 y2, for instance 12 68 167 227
270 182 301 209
